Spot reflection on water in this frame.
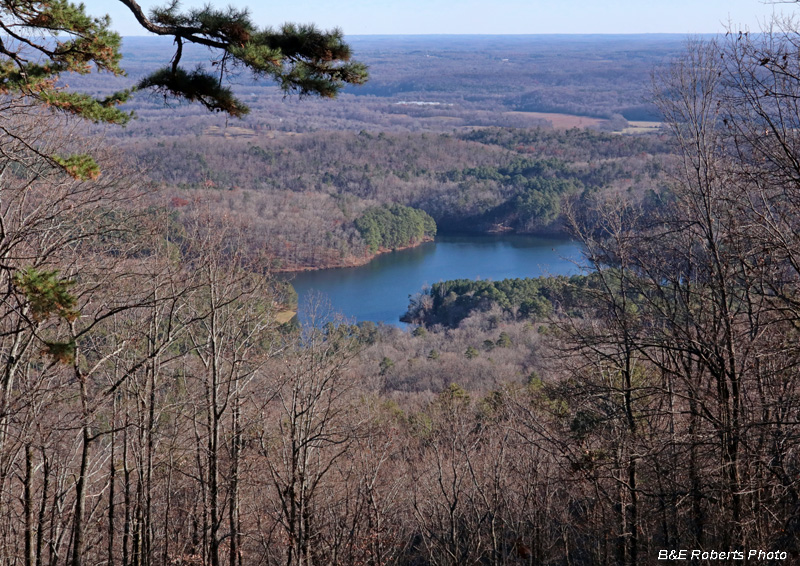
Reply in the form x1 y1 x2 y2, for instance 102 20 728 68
286 235 584 326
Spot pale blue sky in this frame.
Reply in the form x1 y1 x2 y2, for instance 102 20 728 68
84 0 785 35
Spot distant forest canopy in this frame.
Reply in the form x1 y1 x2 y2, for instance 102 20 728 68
52 35 678 271
343 35 682 121
123 127 670 270
70 34 688 136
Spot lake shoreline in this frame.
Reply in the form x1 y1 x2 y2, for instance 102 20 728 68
273 236 435 274
274 226 571 274
287 234 583 326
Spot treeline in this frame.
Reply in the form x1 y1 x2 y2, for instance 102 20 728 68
461 126 670 161
403 275 590 327
437 158 585 232
125 128 669 270
354 203 436 252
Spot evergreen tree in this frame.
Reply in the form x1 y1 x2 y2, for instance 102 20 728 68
0 1 367 176
354 204 436 253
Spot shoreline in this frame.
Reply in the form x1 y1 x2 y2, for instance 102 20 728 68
274 226 571 274
274 236 435 274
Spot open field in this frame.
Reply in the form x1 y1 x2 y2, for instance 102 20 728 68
202 125 258 138
622 120 663 134
503 111 608 129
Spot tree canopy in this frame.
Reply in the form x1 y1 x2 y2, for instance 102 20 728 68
354 204 436 254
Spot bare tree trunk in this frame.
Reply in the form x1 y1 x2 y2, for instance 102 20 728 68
24 444 34 566
108 400 117 566
207 334 221 566
71 369 90 566
36 449 49 566
123 414 132 566
229 402 241 566
162 454 173 566
144 359 158 566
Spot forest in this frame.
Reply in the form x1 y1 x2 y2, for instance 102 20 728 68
401 275 591 327
1 2 800 566
117 129 669 270
354 204 436 253
65 34 677 270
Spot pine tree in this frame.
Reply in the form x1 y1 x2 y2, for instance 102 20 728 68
0 1 368 176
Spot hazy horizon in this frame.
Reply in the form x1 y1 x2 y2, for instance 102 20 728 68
85 0 785 36
118 32 717 39
120 32 717 37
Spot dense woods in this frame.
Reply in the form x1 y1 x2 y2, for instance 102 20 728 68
402 275 590 327
3 4 800 565
354 204 436 253
118 128 669 270
48 33 679 272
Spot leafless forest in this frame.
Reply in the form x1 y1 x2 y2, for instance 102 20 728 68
83 35 678 270
2 26 800 566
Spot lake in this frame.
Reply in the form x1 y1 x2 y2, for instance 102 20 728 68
286 235 584 326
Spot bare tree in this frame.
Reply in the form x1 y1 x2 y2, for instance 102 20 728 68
254 306 362 566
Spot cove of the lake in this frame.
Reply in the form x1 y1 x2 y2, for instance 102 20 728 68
286 235 584 326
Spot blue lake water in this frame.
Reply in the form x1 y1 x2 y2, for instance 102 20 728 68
285 235 584 326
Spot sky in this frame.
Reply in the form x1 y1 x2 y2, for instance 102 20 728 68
84 0 788 36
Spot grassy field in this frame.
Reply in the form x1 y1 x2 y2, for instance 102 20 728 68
202 125 258 138
503 111 607 129
621 120 663 134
